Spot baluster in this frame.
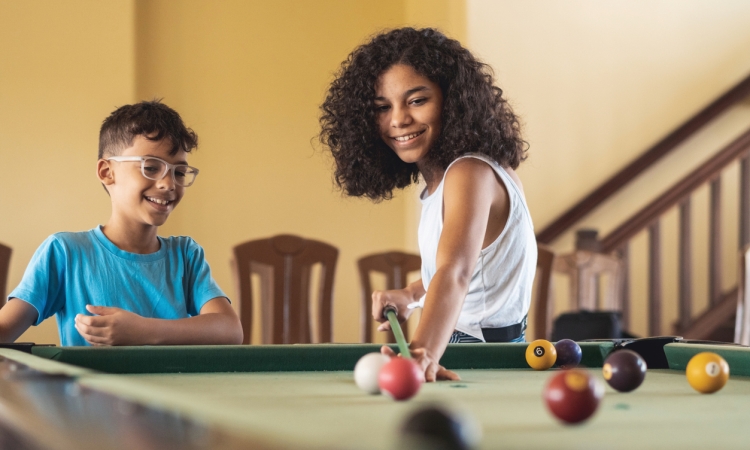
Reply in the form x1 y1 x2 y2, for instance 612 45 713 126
679 199 692 332
740 156 750 249
649 222 662 336
710 178 722 306
617 243 630 330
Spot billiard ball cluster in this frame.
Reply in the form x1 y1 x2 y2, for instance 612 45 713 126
353 352 423 400
526 339 732 425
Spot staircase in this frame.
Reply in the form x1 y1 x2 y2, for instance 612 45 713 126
538 73 750 342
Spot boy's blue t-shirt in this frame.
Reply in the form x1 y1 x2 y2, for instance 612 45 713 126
8 226 227 346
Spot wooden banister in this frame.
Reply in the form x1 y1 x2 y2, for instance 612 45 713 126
600 127 750 252
677 288 738 339
537 73 750 244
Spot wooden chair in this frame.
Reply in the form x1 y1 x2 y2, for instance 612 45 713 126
231 235 338 345
553 250 624 312
532 243 555 340
357 251 421 343
735 245 750 345
532 246 625 340
0 242 10 306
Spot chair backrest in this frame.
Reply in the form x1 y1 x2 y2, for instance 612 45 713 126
532 243 555 340
0 242 11 306
532 247 625 340
736 245 750 345
357 251 421 343
553 250 624 312
231 234 338 345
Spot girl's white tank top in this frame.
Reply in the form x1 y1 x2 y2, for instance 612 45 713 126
418 153 537 341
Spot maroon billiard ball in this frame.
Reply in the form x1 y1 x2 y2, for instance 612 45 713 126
554 339 582 369
378 357 423 401
602 349 647 392
543 369 604 424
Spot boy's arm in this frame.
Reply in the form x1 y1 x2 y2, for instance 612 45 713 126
0 299 39 343
75 297 243 346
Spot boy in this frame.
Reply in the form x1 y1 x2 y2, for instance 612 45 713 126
0 101 243 346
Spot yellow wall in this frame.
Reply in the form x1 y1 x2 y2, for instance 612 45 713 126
0 0 136 344
1 0 465 345
14 1 748 344
468 0 750 337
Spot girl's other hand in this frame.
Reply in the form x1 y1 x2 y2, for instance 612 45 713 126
380 345 460 382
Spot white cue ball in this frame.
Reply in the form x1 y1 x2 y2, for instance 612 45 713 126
354 353 390 394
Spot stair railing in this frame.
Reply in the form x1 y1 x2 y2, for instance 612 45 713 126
537 73 750 245
593 128 750 337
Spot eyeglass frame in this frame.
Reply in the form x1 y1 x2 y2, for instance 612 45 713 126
105 156 200 187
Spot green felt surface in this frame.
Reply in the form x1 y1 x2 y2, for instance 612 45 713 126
7 343 750 449
79 368 750 450
30 342 614 374
665 342 750 376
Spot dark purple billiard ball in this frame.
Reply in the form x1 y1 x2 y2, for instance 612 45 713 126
554 339 582 369
602 349 647 392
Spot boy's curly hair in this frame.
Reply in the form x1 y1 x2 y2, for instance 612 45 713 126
319 27 526 201
99 100 198 159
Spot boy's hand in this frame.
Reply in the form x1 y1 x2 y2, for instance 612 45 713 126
380 345 460 383
75 305 150 346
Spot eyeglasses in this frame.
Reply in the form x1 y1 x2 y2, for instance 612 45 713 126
106 156 199 187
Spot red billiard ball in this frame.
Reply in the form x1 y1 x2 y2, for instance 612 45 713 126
378 357 423 401
554 339 582 369
602 350 647 392
543 369 604 424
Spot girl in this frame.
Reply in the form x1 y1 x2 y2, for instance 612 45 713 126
320 28 536 381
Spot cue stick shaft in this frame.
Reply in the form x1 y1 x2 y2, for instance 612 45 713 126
384 307 411 359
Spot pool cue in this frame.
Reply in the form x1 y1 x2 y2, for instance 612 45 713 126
383 305 412 359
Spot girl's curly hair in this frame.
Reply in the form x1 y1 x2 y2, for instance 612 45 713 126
319 27 527 201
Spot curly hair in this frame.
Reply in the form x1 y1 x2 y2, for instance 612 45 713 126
319 27 526 201
99 100 198 159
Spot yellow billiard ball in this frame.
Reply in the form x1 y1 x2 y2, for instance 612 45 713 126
526 339 557 370
686 352 729 394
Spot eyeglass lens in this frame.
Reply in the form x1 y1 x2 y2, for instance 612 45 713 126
141 158 197 187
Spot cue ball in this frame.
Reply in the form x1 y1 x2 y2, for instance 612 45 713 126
526 339 557 370
378 357 423 401
602 350 647 392
555 339 583 369
398 405 481 450
686 352 729 394
354 353 390 394
543 369 604 424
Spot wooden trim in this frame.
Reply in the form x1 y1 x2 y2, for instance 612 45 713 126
679 288 738 340
679 200 692 332
617 244 630 329
710 178 722 306
537 73 750 244
649 222 662 336
601 128 750 252
0 243 11 306
740 157 750 249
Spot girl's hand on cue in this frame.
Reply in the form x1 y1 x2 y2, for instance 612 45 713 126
380 345 460 382
372 288 414 331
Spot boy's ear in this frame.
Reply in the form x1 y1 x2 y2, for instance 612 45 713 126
96 159 115 186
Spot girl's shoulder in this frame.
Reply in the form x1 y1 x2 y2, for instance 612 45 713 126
445 154 525 196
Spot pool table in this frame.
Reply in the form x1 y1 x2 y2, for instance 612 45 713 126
0 339 749 449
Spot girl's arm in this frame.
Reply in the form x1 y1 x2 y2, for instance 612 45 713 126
75 298 244 345
408 158 509 381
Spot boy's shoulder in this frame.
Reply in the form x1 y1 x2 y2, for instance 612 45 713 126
43 228 99 250
159 234 206 257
